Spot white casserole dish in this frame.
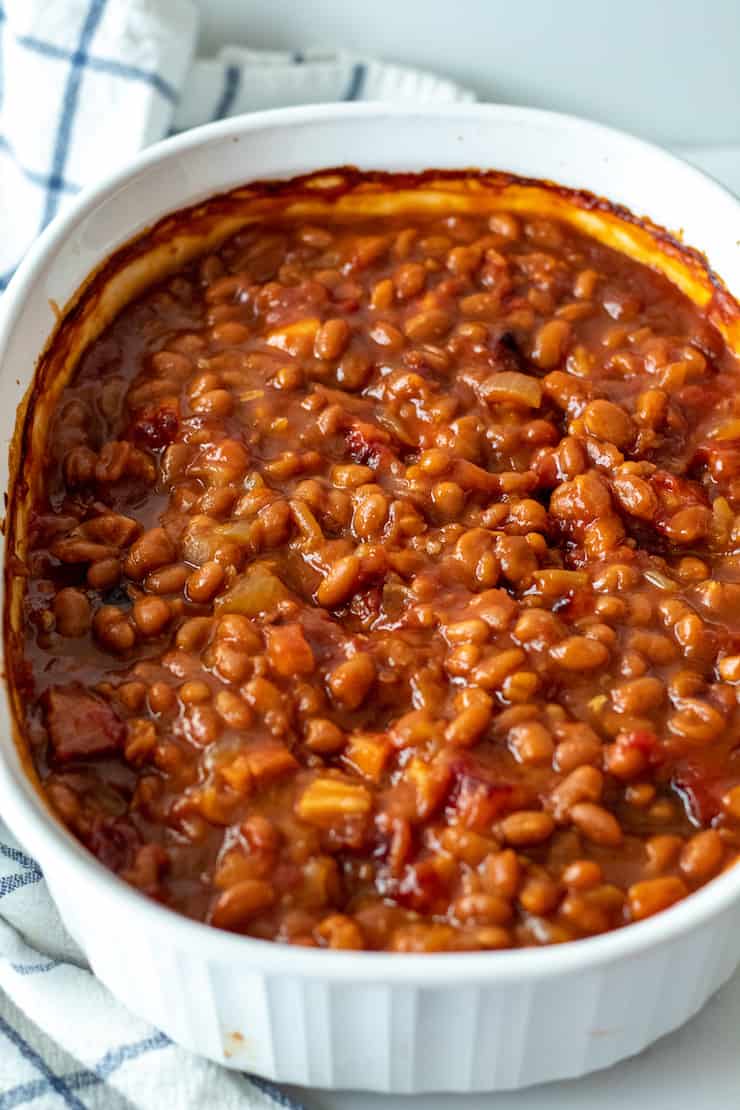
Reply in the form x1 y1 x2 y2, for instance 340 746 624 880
2 103 740 1094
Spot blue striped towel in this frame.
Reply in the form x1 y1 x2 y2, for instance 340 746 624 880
0 1 473 1106
0 828 306 1109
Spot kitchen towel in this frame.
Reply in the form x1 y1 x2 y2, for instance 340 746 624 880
0 0 473 289
0 827 305 1109
0 1 474 1107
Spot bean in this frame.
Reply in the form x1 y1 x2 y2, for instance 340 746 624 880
132 596 171 637
569 802 623 846
191 389 233 417
612 475 657 519
217 614 261 650
663 506 711 545
394 262 427 299
550 766 604 820
54 588 91 637
123 528 176 580
187 561 225 604
185 704 222 746
315 914 363 949
315 318 351 360
369 320 405 350
148 682 177 715
628 877 687 921
499 811 555 846
317 555 362 608
680 829 723 882
179 680 212 705
472 649 526 690
304 718 346 754
574 269 599 298
151 350 193 378
532 319 570 369
480 850 521 899
210 321 250 346
519 875 561 915
353 491 388 538
118 682 147 712
612 676 665 714
453 892 512 925
145 564 189 594
432 481 465 520
550 636 610 670
210 879 275 928
87 558 121 590
404 308 452 342
214 690 253 729
668 699 725 745
489 212 519 240
582 399 635 448
209 640 252 683
508 721 554 766
445 703 492 747
718 654 740 682
554 731 602 773
562 860 603 890
604 739 648 781
559 893 609 935
93 607 135 653
328 653 376 710
722 785 740 820
176 617 213 653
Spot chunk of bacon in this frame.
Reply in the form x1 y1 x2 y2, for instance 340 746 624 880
130 401 180 449
43 684 124 762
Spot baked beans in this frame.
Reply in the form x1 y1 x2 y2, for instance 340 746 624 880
16 183 740 951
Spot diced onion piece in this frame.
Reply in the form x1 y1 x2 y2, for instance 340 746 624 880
296 777 372 824
290 499 325 548
181 524 218 565
215 563 290 616
266 317 320 352
214 520 256 543
342 733 392 782
643 568 677 591
481 371 542 409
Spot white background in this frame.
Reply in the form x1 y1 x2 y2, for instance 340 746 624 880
194 0 740 146
192 4 740 1106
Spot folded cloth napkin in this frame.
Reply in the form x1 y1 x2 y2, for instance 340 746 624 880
0 0 473 288
0 829 304 1110
0 1 473 1107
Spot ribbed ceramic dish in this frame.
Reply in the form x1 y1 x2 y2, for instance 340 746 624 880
2 103 740 1093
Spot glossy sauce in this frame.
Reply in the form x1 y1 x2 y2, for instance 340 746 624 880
16 203 740 951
